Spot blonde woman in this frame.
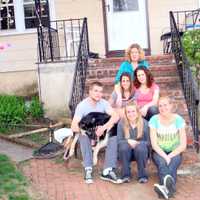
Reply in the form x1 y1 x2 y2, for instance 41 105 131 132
149 96 187 199
117 101 150 183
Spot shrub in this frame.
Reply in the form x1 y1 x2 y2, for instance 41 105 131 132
0 95 26 132
28 96 44 119
0 95 44 133
182 29 200 84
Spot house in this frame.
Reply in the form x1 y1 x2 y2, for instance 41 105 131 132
0 0 199 116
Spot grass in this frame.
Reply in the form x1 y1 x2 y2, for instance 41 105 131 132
24 132 49 145
0 154 31 200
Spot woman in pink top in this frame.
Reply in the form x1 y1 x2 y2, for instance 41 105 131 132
134 67 159 121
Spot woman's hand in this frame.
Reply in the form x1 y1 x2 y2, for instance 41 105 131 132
96 125 106 137
140 105 148 117
164 155 171 165
127 139 139 148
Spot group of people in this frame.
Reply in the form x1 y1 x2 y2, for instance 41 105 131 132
70 43 187 199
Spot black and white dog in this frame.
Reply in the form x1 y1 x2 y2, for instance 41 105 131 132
63 112 117 165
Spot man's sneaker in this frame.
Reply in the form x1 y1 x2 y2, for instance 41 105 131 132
84 169 93 184
154 184 169 199
100 170 122 184
164 175 176 197
138 177 148 184
121 176 131 183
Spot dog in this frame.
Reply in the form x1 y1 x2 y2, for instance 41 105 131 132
63 112 117 165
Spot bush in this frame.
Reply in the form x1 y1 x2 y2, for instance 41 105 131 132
0 95 26 132
28 96 44 119
182 29 200 65
182 29 200 83
0 95 44 133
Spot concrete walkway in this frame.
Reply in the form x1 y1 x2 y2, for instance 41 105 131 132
0 138 34 162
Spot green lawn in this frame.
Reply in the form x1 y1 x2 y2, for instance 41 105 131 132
0 154 31 200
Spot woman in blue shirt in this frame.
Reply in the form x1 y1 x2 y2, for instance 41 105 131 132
115 43 150 84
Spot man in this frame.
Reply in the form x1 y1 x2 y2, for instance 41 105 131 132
71 81 121 184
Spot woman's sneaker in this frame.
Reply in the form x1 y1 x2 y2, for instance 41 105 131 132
138 177 148 184
164 175 176 197
154 184 169 199
100 170 122 184
84 168 93 184
121 176 131 183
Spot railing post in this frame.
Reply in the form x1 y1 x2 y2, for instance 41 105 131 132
84 17 90 55
46 0 54 61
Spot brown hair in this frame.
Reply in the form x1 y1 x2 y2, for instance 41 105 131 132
134 67 154 88
120 72 133 98
123 101 144 140
89 81 103 90
125 43 145 62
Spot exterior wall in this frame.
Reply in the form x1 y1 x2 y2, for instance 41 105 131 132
55 0 106 56
0 70 37 96
0 33 38 96
0 33 37 72
38 62 76 119
148 0 199 54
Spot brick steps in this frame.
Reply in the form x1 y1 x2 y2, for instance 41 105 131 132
85 54 194 144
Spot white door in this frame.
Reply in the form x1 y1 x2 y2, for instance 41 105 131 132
106 0 148 51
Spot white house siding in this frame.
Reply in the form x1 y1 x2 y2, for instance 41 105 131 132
55 0 106 57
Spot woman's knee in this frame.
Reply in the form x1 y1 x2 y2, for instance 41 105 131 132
134 142 148 155
118 142 130 153
153 153 167 167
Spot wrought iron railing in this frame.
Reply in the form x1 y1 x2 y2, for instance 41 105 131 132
170 11 199 152
173 9 200 31
37 27 60 61
37 18 85 62
161 9 200 54
68 18 90 117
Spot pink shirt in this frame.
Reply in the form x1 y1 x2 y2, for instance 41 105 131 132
134 83 159 107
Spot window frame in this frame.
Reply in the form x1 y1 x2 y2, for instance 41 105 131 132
0 0 55 36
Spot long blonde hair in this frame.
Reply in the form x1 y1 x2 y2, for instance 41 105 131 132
123 101 144 140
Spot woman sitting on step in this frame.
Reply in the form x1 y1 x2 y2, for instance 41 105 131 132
149 95 187 199
134 66 159 121
109 72 135 117
117 101 150 184
115 43 150 84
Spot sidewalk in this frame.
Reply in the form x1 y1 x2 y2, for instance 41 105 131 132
21 149 200 200
0 138 33 162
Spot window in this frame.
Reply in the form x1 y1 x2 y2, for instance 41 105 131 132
0 0 15 30
0 0 54 33
113 0 139 12
24 0 49 29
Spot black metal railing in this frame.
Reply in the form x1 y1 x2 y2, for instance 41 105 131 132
38 27 60 61
170 11 199 152
68 18 90 117
161 9 200 54
37 18 85 62
173 9 200 31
